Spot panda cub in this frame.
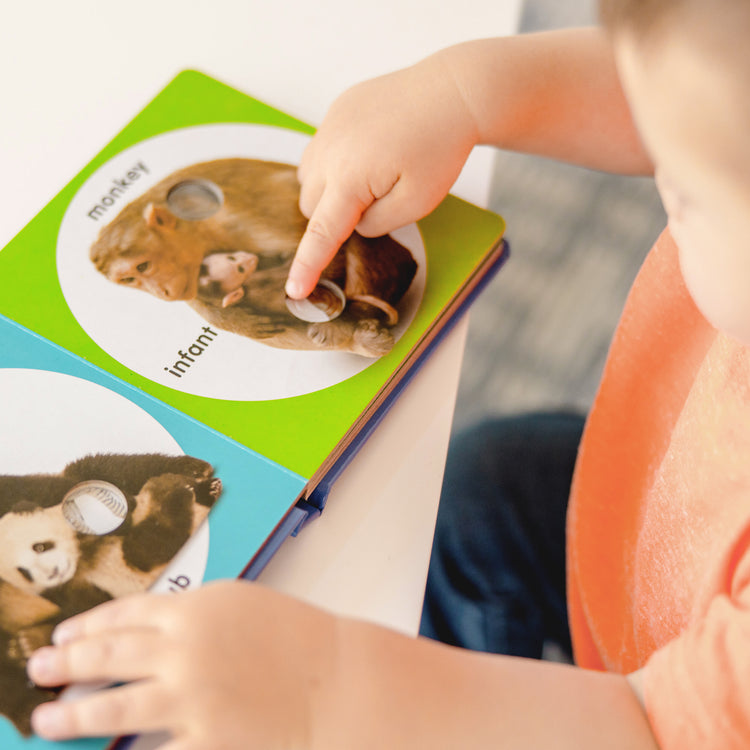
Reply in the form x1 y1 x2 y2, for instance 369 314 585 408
0 472 218 607
0 453 222 737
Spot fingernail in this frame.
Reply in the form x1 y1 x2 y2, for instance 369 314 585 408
27 647 56 681
32 701 68 739
52 621 77 645
285 278 303 299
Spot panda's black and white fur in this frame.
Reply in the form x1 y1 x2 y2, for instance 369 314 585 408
0 453 222 737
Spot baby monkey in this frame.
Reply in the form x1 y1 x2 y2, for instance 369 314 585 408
198 251 259 308
198 250 345 321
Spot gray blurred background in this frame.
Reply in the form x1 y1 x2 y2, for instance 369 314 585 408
453 0 666 430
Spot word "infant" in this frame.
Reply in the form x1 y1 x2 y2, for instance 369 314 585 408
164 326 220 378
87 162 149 221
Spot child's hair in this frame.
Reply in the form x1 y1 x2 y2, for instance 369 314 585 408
599 0 750 67
599 0 673 34
599 0 749 37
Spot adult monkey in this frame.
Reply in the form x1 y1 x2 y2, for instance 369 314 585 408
90 159 417 357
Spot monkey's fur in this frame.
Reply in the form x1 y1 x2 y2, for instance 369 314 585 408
90 158 417 357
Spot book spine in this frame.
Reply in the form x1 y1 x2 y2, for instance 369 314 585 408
240 500 321 580
307 240 510 514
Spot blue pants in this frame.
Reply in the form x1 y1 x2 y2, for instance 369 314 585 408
419 412 585 659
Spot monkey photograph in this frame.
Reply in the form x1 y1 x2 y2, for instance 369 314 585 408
0 452 223 737
89 157 417 356
57 124 426 401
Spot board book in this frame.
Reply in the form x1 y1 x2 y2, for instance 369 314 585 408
0 70 507 748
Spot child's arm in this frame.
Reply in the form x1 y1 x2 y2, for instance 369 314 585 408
287 26 652 299
27 580 659 749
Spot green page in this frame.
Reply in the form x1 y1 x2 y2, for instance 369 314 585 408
0 70 506 485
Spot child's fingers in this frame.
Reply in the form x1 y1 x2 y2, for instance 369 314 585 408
28 629 164 686
287 185 372 299
52 592 170 645
31 680 173 741
296 161 323 219
355 157 468 239
355 179 433 238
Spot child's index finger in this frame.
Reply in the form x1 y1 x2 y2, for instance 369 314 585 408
286 186 371 299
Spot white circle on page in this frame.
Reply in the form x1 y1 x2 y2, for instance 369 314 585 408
0 368 210 589
149 521 209 594
0 369 181 473
56 123 426 401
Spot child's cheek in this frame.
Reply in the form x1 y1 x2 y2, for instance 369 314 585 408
674 219 750 345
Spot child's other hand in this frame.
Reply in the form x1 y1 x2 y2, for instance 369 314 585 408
287 53 480 299
27 580 335 748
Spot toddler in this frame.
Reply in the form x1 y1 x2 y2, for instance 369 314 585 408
27 1 750 747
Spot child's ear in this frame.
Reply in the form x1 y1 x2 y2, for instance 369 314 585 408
222 288 246 308
143 202 177 231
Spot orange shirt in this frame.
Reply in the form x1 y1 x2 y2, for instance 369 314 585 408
568 229 750 748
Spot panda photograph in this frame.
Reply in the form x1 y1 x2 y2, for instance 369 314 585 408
0 452 222 737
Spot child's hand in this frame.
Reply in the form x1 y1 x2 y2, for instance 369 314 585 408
287 53 480 299
26 580 335 748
